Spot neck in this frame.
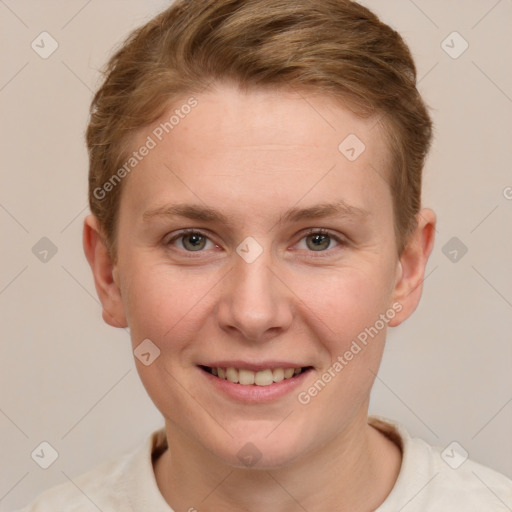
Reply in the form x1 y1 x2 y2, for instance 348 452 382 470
154 411 401 512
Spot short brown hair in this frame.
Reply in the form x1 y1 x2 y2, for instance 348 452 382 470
86 0 432 260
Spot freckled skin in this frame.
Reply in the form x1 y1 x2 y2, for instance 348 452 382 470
83 83 436 511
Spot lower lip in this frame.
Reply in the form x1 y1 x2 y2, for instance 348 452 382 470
200 367 312 403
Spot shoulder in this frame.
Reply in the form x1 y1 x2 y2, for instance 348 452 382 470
20 449 137 512
370 416 512 512
407 437 512 510
20 429 168 512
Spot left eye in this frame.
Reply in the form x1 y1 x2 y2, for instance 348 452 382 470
296 230 341 252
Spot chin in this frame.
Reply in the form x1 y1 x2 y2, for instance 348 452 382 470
210 424 312 470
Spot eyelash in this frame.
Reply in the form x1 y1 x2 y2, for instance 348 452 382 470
165 228 347 257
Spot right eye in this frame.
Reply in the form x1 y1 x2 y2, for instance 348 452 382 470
166 229 217 252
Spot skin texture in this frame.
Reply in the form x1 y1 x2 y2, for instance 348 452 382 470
83 82 436 511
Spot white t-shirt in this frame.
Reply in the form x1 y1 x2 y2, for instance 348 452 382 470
20 416 512 511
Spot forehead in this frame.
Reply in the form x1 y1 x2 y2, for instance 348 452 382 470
121 83 392 220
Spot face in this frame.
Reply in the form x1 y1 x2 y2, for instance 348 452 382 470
99 83 418 468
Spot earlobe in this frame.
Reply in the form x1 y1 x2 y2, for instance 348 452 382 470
388 208 436 327
83 215 128 328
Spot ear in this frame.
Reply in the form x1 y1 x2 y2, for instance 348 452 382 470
82 214 127 328
388 208 436 327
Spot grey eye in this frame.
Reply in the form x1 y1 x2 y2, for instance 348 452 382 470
181 233 208 251
305 233 332 251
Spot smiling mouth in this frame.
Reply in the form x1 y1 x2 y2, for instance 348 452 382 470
200 366 313 386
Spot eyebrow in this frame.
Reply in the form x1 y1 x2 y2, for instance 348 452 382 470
142 200 369 225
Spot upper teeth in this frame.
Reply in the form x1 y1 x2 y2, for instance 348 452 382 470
212 367 302 386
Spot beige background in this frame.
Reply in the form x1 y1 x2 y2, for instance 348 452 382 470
1 0 511 509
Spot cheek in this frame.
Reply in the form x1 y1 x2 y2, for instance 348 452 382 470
293 270 390 421
289 264 392 344
121 262 179 342
121 260 220 350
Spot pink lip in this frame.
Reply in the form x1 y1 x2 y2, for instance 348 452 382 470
200 361 307 371
199 365 313 403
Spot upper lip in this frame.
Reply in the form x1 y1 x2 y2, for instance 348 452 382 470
199 361 311 372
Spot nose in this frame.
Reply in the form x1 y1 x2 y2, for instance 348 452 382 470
216 249 293 343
